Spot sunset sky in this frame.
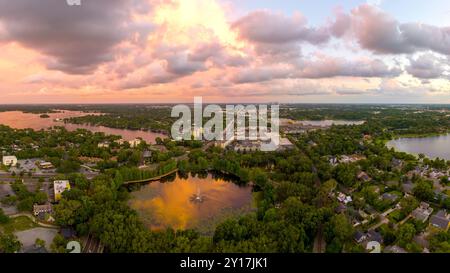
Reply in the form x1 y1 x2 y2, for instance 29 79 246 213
0 0 449 104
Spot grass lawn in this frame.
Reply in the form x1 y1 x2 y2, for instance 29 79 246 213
387 210 406 223
0 216 38 233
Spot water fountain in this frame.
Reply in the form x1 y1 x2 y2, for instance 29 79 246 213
190 185 206 203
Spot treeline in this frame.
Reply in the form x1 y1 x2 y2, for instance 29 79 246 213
110 159 178 183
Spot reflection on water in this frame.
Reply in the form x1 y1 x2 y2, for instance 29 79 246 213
0 110 165 143
387 134 450 160
129 173 253 234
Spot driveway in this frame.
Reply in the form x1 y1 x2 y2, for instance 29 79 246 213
15 227 58 250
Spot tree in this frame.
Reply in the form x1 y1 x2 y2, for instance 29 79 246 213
50 234 68 253
396 223 416 247
0 233 22 253
0 208 9 224
399 196 419 215
54 199 83 226
35 238 46 248
324 214 354 252
413 181 434 201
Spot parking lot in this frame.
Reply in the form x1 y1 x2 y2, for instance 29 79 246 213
15 227 58 251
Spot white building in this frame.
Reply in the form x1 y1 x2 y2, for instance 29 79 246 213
97 142 110 148
129 138 142 148
54 180 71 202
2 156 17 167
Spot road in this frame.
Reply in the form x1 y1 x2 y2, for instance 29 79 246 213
313 226 326 253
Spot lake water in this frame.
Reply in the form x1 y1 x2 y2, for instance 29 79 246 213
129 173 254 234
0 110 166 143
387 134 450 160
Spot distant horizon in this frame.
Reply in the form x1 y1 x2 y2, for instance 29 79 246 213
2 102 450 106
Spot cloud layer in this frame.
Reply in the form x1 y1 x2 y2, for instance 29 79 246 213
0 1 449 103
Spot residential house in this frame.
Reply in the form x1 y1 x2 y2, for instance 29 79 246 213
357 171 371 182
97 142 110 148
337 192 352 204
412 202 433 223
354 231 367 243
381 193 399 203
335 203 347 213
429 210 450 231
391 158 403 169
401 182 414 194
384 245 407 253
143 150 152 159
367 230 383 244
33 203 53 217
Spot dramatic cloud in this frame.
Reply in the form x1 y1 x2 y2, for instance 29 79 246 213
0 0 144 74
232 10 330 45
350 4 450 56
1 0 449 103
230 66 293 84
406 54 447 79
296 55 402 78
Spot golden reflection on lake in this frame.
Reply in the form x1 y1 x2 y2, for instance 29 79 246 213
129 174 253 233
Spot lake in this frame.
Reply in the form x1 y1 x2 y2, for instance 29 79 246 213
129 173 254 234
387 134 450 160
0 110 166 143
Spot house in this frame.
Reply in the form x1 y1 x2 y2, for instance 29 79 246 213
2 155 17 167
277 138 295 151
357 171 371 182
37 161 54 170
54 180 71 202
329 156 338 166
354 231 367 243
412 202 433 223
384 245 407 253
335 203 347 213
337 192 352 204
381 193 399 203
143 150 152 159
97 142 110 148
33 203 53 217
391 158 403 168
367 230 383 244
234 140 261 153
115 139 126 145
429 210 450 231
401 182 414 194
433 190 448 202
